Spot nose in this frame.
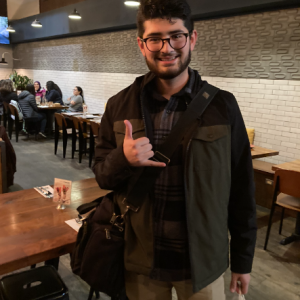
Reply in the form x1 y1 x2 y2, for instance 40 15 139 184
161 39 173 53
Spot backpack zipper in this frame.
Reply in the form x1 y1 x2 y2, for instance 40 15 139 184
105 228 111 239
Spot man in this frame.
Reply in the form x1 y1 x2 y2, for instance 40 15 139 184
93 0 257 299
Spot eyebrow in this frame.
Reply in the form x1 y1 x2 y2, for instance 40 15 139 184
146 30 185 38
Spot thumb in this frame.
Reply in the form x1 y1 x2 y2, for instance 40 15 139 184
230 276 237 293
124 120 133 140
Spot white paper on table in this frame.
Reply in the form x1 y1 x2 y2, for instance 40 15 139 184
34 185 54 198
65 219 82 232
63 112 82 116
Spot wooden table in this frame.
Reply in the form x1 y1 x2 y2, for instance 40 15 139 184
272 159 300 245
0 178 109 276
251 146 279 159
38 105 69 110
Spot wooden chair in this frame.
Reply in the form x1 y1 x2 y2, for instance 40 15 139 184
89 121 100 168
264 169 300 250
0 139 7 194
72 117 89 163
54 113 73 159
9 104 23 142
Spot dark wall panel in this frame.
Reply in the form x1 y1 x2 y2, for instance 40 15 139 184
0 0 8 17
40 0 86 14
10 0 299 44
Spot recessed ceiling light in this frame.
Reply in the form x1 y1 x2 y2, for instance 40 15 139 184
6 25 15 33
31 19 42 28
69 9 82 19
125 1 140 6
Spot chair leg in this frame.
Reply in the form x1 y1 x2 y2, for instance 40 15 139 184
279 207 285 235
89 136 94 168
95 290 100 299
87 288 94 300
15 121 19 143
63 131 68 159
79 136 83 163
72 129 77 159
264 204 277 251
8 119 13 140
54 124 59 155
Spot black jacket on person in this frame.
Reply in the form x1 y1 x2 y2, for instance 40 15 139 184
46 90 63 105
2 92 18 104
18 91 39 119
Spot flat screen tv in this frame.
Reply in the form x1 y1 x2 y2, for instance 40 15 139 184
0 16 9 45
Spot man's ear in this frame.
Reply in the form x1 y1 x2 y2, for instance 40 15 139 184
190 30 198 51
137 37 146 57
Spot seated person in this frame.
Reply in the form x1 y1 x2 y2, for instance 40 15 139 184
0 79 18 104
45 81 63 105
34 81 46 99
18 84 47 138
65 86 84 112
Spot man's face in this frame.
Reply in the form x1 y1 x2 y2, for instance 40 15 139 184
137 18 197 80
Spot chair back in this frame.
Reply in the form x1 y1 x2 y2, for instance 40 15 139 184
9 104 21 123
55 113 67 128
274 169 300 198
2 102 11 115
72 116 84 132
90 121 100 136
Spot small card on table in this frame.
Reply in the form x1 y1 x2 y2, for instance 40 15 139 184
53 178 72 205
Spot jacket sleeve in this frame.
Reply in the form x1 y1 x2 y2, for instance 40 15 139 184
227 94 257 274
29 95 38 112
92 99 134 190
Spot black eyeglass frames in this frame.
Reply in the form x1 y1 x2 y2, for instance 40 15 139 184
141 33 190 52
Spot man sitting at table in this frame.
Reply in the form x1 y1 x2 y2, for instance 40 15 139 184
18 84 47 138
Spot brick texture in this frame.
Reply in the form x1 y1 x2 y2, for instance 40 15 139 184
13 7 300 80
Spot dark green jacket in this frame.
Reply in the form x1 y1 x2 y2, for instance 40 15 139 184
93 70 257 292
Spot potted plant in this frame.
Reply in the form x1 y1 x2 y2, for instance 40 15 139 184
9 70 33 91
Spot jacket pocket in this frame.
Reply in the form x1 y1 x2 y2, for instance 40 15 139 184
113 119 145 147
191 125 230 171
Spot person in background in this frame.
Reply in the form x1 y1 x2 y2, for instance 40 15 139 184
45 81 63 105
0 79 18 104
65 86 84 112
18 84 47 138
34 81 46 98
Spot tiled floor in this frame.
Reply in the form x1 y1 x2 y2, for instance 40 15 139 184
3 133 300 299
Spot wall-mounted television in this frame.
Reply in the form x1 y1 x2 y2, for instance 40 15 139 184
0 16 9 45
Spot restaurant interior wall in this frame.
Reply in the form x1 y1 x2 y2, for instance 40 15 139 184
0 44 13 78
40 0 86 14
13 7 300 165
7 0 39 21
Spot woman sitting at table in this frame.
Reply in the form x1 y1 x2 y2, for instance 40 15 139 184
34 81 46 99
18 84 47 138
45 81 63 105
65 86 84 112
0 79 18 104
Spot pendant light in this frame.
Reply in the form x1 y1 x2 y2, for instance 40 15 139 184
6 25 15 33
69 9 82 19
125 1 140 6
31 19 42 28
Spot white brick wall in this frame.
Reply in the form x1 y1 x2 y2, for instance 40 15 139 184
0 68 13 79
15 69 300 165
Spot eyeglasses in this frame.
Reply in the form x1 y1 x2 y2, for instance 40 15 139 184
141 33 190 52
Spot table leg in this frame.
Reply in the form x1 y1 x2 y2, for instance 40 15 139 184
280 212 300 245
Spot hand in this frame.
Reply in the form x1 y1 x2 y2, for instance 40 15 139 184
67 97 71 101
123 120 166 167
230 273 250 295
70 100 75 105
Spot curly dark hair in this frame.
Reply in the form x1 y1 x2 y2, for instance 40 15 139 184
137 0 193 38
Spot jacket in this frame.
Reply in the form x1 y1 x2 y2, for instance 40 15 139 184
18 91 39 119
46 90 63 105
2 92 18 104
93 70 257 292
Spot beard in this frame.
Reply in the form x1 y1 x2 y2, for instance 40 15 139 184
145 49 192 80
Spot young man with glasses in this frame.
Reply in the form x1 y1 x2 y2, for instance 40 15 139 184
93 0 257 299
